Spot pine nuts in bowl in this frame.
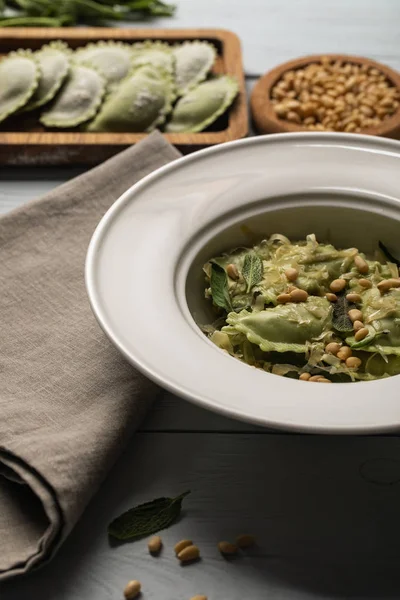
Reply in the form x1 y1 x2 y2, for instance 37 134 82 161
251 54 400 138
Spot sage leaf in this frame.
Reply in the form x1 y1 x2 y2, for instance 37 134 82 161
332 293 354 333
379 241 400 267
108 490 190 541
242 252 263 293
210 262 232 312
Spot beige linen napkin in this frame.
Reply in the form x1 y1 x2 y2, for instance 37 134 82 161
0 132 181 581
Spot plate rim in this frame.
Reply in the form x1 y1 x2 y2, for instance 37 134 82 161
86 132 400 434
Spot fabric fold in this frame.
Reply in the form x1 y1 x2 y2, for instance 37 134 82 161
0 132 181 580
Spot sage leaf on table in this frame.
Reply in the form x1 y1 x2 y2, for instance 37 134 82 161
242 252 263 293
210 262 233 313
379 241 400 267
108 491 190 541
332 293 354 333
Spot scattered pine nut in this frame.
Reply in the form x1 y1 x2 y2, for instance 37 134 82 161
218 541 239 556
337 346 352 361
289 288 308 302
190 596 208 600
148 535 162 554
299 372 311 381
355 327 369 341
226 263 239 280
236 534 256 549
124 580 141 599
325 342 341 355
353 320 364 331
325 292 338 302
178 545 200 563
330 279 346 293
346 292 362 303
348 309 363 323
317 377 332 383
354 255 369 274
285 267 298 281
175 540 193 555
346 356 362 369
277 293 291 304
359 278 372 288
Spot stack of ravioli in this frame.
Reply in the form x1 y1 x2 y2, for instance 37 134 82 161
0 40 239 133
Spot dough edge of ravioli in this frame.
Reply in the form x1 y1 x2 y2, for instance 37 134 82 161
0 49 40 123
40 62 106 128
23 41 71 112
74 40 132 83
165 74 239 133
87 64 176 133
173 40 217 96
131 40 175 73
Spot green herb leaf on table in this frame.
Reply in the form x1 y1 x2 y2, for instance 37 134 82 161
210 262 233 313
242 252 263 293
379 241 400 268
332 293 354 333
108 490 190 541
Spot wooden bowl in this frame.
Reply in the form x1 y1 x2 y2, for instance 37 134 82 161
251 54 400 139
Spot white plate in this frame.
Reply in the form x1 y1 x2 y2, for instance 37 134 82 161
86 133 400 434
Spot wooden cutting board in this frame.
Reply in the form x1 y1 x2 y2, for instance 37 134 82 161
0 27 248 166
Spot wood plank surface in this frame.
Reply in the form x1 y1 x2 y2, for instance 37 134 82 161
2 434 400 600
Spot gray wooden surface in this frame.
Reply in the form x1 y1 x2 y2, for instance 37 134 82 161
2 1 400 598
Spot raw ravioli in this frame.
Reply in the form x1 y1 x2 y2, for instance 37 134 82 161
23 42 70 112
173 41 216 95
87 65 174 133
165 75 238 133
74 41 132 87
40 64 105 128
0 50 39 123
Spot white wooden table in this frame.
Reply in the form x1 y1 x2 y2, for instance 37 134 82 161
2 2 400 598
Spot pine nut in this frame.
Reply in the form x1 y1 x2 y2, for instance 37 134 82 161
354 255 369 274
218 542 238 556
226 263 239 280
348 309 363 322
326 292 338 302
337 346 352 360
236 534 256 548
317 377 332 383
124 580 141 599
325 342 342 355
346 292 362 303
377 278 400 293
289 288 308 302
355 327 369 341
148 535 162 554
285 267 299 281
359 278 372 288
299 372 311 381
309 375 323 382
330 278 346 293
277 293 291 304
353 320 364 331
178 545 200 562
174 540 193 555
190 596 208 600
218 541 239 555
346 356 362 369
